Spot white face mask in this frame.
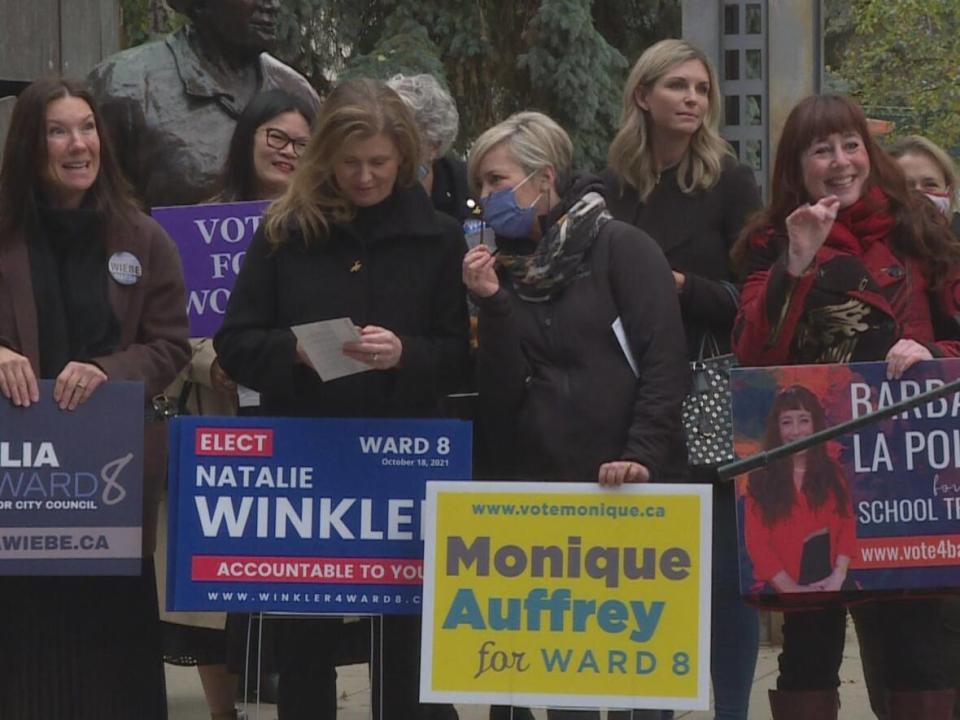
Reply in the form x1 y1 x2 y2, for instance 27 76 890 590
923 191 953 216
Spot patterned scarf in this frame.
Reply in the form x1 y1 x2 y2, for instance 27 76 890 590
497 191 611 302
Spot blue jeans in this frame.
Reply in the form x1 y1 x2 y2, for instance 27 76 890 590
711 482 759 720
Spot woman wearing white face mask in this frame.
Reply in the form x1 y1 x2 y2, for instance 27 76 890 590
463 113 689 720
888 135 960 235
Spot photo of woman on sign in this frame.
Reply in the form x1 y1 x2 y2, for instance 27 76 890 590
744 385 856 595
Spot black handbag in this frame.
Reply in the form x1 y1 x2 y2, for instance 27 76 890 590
682 333 736 467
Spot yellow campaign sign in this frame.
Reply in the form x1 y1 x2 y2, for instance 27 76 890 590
419 481 712 711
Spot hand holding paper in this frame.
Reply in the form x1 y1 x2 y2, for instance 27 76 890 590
291 318 371 381
342 325 403 370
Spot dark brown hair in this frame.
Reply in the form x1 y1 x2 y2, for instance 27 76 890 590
732 94 960 285
748 385 850 528
0 77 138 237
217 89 316 202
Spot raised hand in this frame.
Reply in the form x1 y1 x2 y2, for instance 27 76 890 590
785 196 840 277
462 244 500 298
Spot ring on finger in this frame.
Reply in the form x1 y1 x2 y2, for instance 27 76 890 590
373 353 379 363
77 382 87 389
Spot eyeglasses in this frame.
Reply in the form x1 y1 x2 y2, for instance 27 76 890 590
263 128 308 157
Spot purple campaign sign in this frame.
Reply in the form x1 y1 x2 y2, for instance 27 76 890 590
153 201 270 337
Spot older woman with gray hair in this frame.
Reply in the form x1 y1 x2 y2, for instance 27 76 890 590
387 73 472 221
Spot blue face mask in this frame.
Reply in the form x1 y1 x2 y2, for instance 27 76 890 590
481 172 542 239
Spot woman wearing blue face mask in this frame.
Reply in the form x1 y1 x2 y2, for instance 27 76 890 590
463 111 689 486
463 113 689 719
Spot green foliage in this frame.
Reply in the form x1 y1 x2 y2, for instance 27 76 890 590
118 0 180 48
518 0 628 169
339 0 672 170
836 0 960 151
117 0 681 169
341 15 449 86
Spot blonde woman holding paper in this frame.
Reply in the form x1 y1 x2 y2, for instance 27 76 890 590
214 78 469 720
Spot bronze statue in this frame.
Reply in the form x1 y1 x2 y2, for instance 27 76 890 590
88 0 320 208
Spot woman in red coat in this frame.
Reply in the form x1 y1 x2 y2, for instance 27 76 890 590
731 94 960 719
744 385 856 594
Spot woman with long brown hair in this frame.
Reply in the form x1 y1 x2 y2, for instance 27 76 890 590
744 385 855 595
0 77 189 719
732 94 960 719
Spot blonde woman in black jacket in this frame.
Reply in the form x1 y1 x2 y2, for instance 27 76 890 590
603 39 762 720
215 78 469 720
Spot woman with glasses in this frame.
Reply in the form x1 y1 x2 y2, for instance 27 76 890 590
160 88 316 720
218 89 315 203
214 78 469 720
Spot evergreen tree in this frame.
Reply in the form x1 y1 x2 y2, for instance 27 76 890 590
118 0 681 167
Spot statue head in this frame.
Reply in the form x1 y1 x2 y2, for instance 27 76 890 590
167 0 280 56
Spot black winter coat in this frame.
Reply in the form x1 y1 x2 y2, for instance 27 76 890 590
602 157 761 359
214 184 470 417
475 182 689 483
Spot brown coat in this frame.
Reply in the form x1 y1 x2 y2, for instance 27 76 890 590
0 209 191 554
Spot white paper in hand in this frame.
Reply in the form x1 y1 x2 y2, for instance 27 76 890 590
612 316 639 378
291 318 372 381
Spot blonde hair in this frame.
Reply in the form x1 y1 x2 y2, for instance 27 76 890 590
467 111 573 195
888 134 959 212
608 39 732 201
264 78 421 246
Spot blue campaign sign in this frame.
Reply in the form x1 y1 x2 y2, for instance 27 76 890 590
731 359 960 601
167 416 472 614
0 381 145 575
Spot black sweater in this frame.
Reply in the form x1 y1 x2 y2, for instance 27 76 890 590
214 184 470 418
602 157 761 358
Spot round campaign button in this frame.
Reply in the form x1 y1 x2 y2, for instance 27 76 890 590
108 252 142 285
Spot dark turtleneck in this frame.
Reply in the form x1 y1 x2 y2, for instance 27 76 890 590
29 204 120 378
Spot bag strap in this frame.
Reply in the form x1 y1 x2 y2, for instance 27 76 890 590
718 279 740 307
177 380 198 416
696 332 722 361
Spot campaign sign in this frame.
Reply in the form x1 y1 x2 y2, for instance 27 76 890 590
420 482 712 711
152 200 269 337
167 416 472 614
0 381 144 575
731 359 960 599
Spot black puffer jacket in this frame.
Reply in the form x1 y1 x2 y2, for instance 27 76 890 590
475 175 689 482
214 184 470 417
